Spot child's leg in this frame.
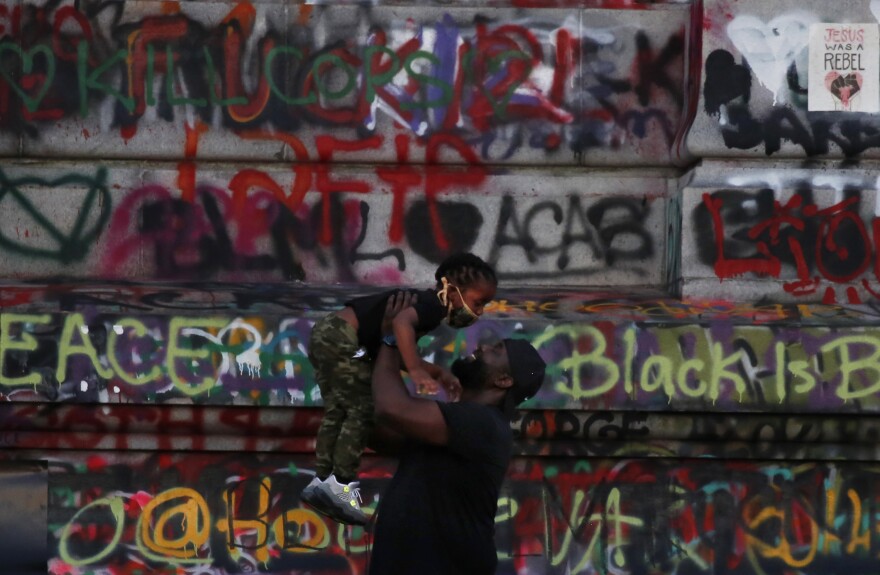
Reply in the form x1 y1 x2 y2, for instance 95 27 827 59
308 315 363 481
331 362 374 483
312 365 344 481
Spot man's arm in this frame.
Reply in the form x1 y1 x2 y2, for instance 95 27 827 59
372 295 449 446
391 308 442 393
366 420 408 456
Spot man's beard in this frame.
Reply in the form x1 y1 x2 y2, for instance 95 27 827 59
451 355 488 390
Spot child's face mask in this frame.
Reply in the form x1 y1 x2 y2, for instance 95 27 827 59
437 278 479 328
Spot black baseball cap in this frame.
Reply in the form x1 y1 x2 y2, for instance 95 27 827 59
501 339 546 418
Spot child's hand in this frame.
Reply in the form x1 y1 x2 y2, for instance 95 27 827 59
438 370 462 402
411 368 441 395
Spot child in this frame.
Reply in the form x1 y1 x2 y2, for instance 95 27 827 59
301 253 498 525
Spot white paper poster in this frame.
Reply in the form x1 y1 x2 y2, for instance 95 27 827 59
808 23 880 112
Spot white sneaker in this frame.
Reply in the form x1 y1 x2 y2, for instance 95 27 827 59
316 474 367 525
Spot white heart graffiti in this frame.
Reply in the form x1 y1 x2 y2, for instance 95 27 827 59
727 13 817 104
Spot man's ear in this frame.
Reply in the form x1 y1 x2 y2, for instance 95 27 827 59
494 373 514 391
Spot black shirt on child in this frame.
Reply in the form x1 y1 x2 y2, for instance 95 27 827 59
346 288 447 360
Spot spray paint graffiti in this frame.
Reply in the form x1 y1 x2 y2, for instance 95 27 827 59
4 311 880 412
8 282 880 324
0 162 668 285
0 168 111 265
0 2 689 165
3 401 875 460
692 187 880 303
699 8 880 157
35 453 880 574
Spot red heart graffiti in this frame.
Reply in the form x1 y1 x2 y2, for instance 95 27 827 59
825 71 862 107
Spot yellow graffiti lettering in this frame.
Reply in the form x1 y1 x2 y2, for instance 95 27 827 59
0 313 50 387
746 505 817 568
137 487 211 563
846 489 870 554
166 317 227 396
495 496 519 523
790 359 816 394
775 343 817 402
495 496 520 559
822 336 880 400
550 488 642 573
823 485 841 555
708 343 745 402
623 327 636 396
550 489 594 569
535 326 618 400
605 488 643 568
59 496 125 566
56 313 113 383
272 507 330 552
641 355 673 396
485 300 513 314
579 302 640 314
775 342 787 403
676 358 705 399
106 318 162 385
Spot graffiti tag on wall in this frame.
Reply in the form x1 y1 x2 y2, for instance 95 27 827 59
0 2 687 164
5 312 880 412
43 454 880 574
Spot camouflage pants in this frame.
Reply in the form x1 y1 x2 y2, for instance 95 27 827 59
308 314 374 482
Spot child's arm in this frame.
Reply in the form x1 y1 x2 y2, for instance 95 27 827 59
373 294 450 446
421 361 462 401
391 308 441 393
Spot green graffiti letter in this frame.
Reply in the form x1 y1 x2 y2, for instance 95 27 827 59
165 45 207 108
623 327 636 395
537 325 618 400
266 46 316 105
402 50 453 110
57 313 113 382
708 343 746 403
775 341 787 403
77 43 134 116
106 318 162 385
0 313 50 387
59 496 125 566
791 358 816 394
676 358 705 399
823 336 880 401
167 317 227 396
605 488 643 568
312 53 356 101
641 355 674 398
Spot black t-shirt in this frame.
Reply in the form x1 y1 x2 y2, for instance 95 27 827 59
369 402 512 575
346 288 446 360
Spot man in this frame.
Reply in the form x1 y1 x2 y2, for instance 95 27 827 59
366 293 547 574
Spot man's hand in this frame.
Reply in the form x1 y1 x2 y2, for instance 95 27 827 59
382 290 416 336
437 369 462 402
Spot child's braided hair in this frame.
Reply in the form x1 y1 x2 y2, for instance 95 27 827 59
434 253 497 290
